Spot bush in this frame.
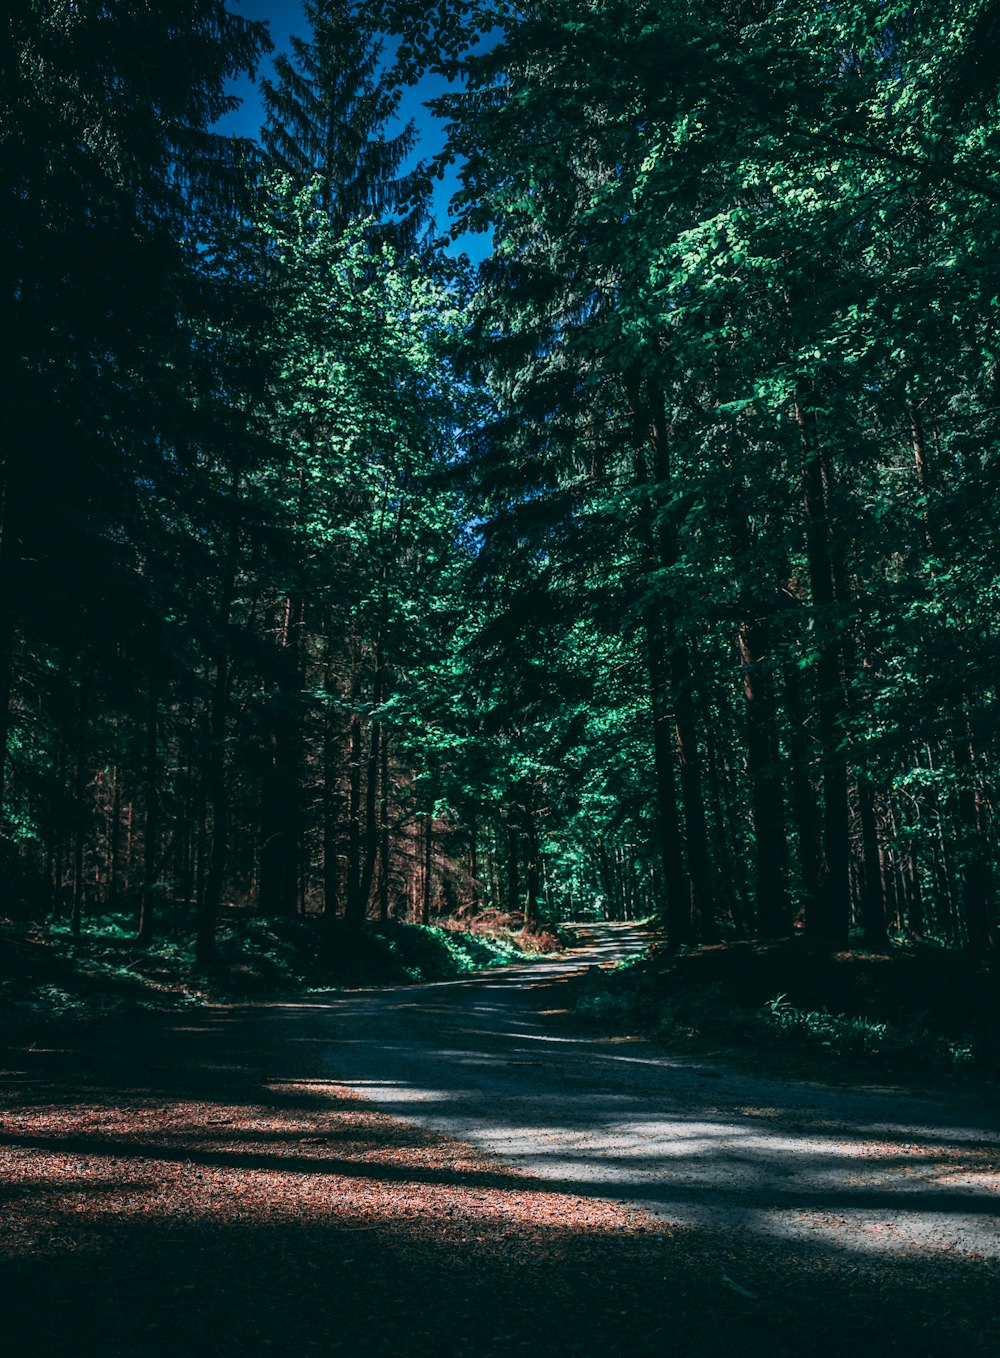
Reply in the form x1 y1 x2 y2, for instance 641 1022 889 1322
572 942 999 1078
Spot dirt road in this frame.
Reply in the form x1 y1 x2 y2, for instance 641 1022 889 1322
3 922 1000 1357
316 922 1000 1259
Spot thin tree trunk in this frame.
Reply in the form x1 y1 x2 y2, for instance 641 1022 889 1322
199 502 240 959
137 688 158 945
954 730 996 952
108 763 123 907
628 376 692 944
505 816 520 919
378 730 390 923
905 840 925 937
596 838 616 919
909 406 993 951
344 652 363 922
542 851 556 921
672 643 717 943
0 468 16 827
487 818 501 912
179 704 196 931
198 654 229 962
322 656 341 920
70 710 87 939
704 714 749 938
522 804 541 932
796 396 850 942
856 774 888 948
345 646 384 929
738 604 789 935
645 621 691 944
782 652 821 920
467 804 479 910
648 392 716 942
421 797 433 927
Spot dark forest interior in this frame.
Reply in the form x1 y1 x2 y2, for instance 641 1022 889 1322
4 0 1000 1033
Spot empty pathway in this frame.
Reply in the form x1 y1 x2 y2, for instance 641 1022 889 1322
312 922 1000 1260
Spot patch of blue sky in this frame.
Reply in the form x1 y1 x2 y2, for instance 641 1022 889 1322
214 0 493 263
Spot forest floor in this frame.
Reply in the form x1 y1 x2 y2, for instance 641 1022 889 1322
574 929 1000 1086
0 911 556 1024
2 923 999 1357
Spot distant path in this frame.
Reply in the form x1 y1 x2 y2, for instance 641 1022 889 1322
312 921 1000 1260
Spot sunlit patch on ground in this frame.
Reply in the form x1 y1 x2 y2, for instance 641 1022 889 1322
2 938 1000 1358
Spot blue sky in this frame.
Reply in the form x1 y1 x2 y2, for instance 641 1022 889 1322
216 0 492 262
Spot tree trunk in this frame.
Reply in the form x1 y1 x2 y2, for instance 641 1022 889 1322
200 490 241 957
421 797 433 927
0 468 16 829
905 839 925 938
856 773 888 948
259 580 303 917
671 643 718 943
108 762 123 906
505 816 520 919
198 652 229 963
378 730 390 924
322 656 341 920
522 804 541 932
344 652 363 923
782 653 821 920
645 620 691 944
345 646 384 929
954 730 996 953
596 838 616 919
630 385 690 946
908 405 994 951
796 396 850 942
137 688 158 945
704 714 750 938
738 605 790 936
467 804 480 910
647 392 716 942
70 711 87 939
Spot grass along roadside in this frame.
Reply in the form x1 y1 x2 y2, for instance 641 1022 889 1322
0 912 561 1031
574 935 1000 1084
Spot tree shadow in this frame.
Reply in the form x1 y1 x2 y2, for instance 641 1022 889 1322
2 986 1000 1357
3 1187 999 1358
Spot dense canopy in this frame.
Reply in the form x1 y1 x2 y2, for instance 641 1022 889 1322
3 0 1000 961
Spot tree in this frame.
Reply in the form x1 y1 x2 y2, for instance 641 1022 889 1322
261 0 424 246
1 0 270 931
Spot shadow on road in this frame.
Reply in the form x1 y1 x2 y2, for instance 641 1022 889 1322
1 923 998 1357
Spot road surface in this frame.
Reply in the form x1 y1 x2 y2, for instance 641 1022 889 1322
306 921 1000 1261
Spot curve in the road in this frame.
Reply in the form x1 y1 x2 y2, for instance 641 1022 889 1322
298 922 1000 1262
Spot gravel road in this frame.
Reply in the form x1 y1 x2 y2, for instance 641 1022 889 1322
315 922 1000 1263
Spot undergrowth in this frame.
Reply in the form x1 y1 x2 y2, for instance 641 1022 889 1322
575 941 997 1080
0 912 555 1030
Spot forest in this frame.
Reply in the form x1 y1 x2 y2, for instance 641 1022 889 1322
6 8 1000 1357
4 0 1000 974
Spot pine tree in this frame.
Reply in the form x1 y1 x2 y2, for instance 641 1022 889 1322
260 0 423 247
0 0 270 925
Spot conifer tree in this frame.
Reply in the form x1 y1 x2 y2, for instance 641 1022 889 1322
260 0 423 246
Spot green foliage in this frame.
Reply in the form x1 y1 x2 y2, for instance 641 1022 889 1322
0 912 547 1027
6 0 1000 987
317 920 544 985
575 941 999 1076
367 0 1000 947
261 0 426 249
760 994 890 1059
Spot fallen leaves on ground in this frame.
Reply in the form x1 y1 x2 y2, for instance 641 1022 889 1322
1 1006 998 1358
